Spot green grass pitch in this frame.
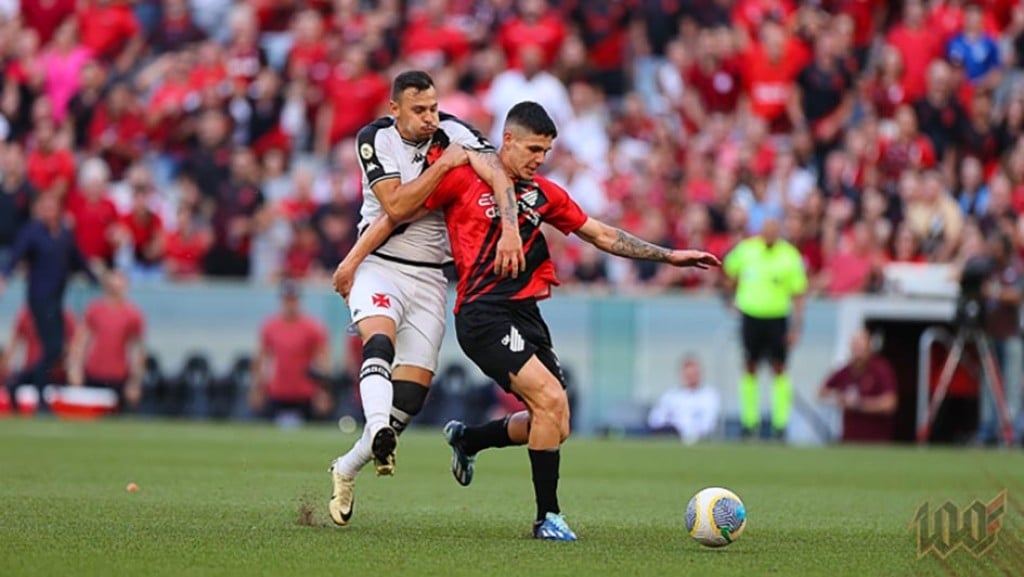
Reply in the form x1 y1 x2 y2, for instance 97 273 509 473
1 419 1022 577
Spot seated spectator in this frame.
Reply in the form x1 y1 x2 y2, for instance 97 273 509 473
647 356 721 445
819 328 898 443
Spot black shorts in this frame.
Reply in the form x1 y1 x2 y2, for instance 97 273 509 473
455 299 565 392
741 314 789 365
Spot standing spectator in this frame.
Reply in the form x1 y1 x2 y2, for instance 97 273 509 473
400 0 471 70
864 45 910 120
498 0 566 70
67 270 145 411
741 19 808 134
946 2 1001 89
0 143 36 262
25 119 75 199
87 82 145 181
905 170 964 262
976 232 1023 445
913 61 968 167
819 328 898 443
163 205 211 282
485 44 573 146
151 0 206 54
316 46 389 153
249 281 331 422
790 30 854 170
66 60 107 150
647 355 721 445
76 0 143 71
885 0 942 102
723 216 808 440
203 147 266 278
20 0 76 46
956 155 990 219
184 109 232 201
38 18 93 126
117 169 165 280
66 158 119 266
0 194 101 407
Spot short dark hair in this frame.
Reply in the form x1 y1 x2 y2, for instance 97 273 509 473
391 70 434 101
504 101 558 138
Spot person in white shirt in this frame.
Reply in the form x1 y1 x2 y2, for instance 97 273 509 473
647 356 721 445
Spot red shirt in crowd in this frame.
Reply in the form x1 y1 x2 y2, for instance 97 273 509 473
66 191 119 262
259 314 327 402
120 210 164 264
885 24 942 102
742 39 808 129
20 0 77 45
426 168 588 313
83 298 145 382
325 71 389 144
26 147 76 196
499 14 567 69
822 355 898 442
76 1 141 61
400 15 471 68
164 228 211 279
686 57 743 115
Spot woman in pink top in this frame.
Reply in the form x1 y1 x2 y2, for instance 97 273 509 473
40 19 93 125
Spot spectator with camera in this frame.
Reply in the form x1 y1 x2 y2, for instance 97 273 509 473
973 232 1024 445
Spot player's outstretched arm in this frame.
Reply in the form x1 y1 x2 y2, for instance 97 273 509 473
331 210 428 300
379 145 469 222
466 150 526 278
573 217 721 268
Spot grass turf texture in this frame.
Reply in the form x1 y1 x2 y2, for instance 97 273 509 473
1 419 1022 577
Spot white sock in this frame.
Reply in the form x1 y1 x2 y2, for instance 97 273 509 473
359 357 394 436
334 427 373 478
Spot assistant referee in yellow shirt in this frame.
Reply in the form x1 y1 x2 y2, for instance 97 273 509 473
722 217 808 440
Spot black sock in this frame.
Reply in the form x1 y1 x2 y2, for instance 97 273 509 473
528 448 560 522
461 416 514 455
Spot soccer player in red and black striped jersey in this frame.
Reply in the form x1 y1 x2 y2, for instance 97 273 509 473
344 101 720 540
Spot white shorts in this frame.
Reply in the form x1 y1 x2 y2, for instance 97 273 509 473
347 255 448 373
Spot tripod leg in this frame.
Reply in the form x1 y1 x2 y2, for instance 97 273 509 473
976 336 1015 446
918 336 966 443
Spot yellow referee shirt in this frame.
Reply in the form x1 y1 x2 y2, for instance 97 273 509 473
723 237 808 319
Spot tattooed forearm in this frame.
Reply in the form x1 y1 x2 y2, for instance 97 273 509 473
609 229 672 262
500 186 517 227
483 152 519 229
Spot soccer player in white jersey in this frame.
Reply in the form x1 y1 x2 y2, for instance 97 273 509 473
326 71 525 526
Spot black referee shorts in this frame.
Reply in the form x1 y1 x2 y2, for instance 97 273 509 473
455 299 565 392
740 314 789 366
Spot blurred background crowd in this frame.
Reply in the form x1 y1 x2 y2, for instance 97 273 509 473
2 0 1024 296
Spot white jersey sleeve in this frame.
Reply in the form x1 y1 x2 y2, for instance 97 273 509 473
438 112 495 153
356 118 402 188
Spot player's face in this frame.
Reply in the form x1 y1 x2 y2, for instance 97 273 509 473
390 87 440 142
504 131 553 180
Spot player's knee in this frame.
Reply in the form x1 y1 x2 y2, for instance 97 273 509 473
559 407 571 443
362 334 395 365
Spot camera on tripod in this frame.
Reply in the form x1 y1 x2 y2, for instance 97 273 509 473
955 256 993 330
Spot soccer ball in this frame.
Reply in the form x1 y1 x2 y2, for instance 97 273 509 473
685 487 747 547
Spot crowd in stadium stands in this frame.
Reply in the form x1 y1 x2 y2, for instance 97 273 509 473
2 0 1024 296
